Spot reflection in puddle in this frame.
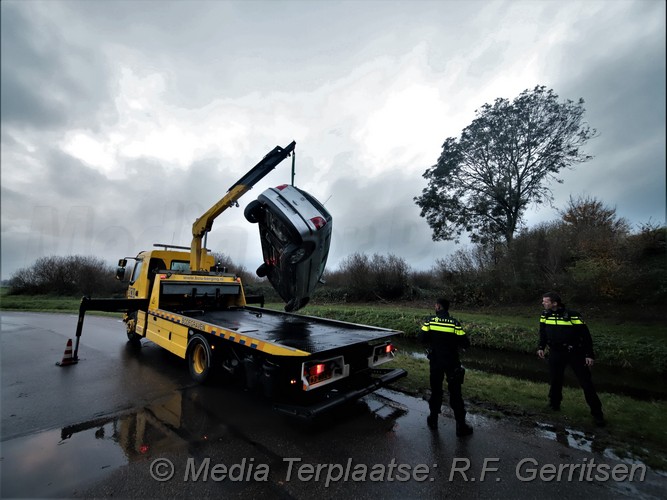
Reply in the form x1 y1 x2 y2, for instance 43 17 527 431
534 421 650 469
364 391 409 422
1 421 129 498
1 387 409 497
1 391 204 497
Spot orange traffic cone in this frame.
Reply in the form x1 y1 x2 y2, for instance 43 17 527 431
56 339 78 366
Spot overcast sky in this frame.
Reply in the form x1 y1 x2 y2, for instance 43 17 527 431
1 0 665 281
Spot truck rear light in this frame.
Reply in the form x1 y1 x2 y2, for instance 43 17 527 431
310 216 327 230
275 184 289 190
369 342 396 367
308 363 326 377
301 356 349 391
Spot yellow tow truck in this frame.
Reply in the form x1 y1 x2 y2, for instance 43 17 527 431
70 142 406 417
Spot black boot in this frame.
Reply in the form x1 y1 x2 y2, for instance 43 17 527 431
593 413 606 427
426 413 438 430
456 421 473 436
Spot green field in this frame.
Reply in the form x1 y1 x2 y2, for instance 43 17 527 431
2 292 665 469
295 303 667 373
0 293 83 311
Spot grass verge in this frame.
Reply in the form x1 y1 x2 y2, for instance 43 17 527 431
298 303 667 373
0 293 83 311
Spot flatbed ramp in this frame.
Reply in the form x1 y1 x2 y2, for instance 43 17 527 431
194 306 399 354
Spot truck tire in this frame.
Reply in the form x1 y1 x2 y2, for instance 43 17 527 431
125 312 142 346
244 200 262 223
188 333 213 384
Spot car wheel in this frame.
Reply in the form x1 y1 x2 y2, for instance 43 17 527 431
285 244 313 264
244 200 262 223
284 297 309 312
256 263 268 278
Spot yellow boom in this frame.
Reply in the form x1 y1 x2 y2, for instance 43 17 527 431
189 141 296 271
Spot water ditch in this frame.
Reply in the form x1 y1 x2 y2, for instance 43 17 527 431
396 339 667 401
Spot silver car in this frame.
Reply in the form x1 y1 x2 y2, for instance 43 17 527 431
244 184 333 311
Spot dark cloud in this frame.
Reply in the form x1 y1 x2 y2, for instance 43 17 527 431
0 0 664 282
0 2 114 130
0 4 66 126
548 3 666 227
43 149 110 198
324 164 456 270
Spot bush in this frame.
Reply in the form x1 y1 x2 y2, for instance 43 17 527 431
7 215 665 309
211 252 259 287
329 253 410 301
8 255 125 297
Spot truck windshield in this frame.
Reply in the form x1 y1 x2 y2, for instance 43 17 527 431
130 261 143 283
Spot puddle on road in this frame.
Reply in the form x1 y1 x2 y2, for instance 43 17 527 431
1 386 410 497
533 421 658 471
376 386 660 478
2 420 130 498
0 391 205 498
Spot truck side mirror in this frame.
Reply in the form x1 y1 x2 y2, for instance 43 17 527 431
116 259 127 281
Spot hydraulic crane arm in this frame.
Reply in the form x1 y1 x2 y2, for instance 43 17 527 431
190 141 296 271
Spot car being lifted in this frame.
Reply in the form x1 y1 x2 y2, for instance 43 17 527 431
244 183 332 312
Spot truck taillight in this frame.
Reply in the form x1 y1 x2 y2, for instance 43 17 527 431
369 342 396 367
301 356 349 391
276 184 289 190
310 216 327 230
308 363 325 377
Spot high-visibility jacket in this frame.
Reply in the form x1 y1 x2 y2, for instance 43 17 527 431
420 311 469 365
538 307 595 358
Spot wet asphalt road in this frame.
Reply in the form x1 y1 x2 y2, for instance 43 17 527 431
1 311 665 499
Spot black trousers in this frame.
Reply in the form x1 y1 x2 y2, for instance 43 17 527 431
548 350 603 418
429 361 466 423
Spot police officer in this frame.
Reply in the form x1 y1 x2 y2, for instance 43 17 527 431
537 292 606 426
420 297 473 436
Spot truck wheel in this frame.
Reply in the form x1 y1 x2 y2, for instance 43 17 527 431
188 333 213 384
127 330 142 346
244 200 262 223
126 312 141 346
